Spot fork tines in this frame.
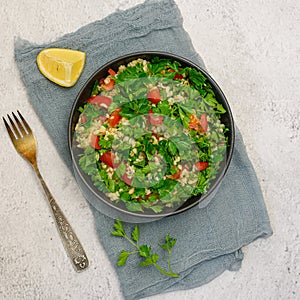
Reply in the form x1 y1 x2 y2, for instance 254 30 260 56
3 111 32 140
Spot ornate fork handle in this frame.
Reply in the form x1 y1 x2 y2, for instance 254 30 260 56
3 111 89 272
34 165 89 272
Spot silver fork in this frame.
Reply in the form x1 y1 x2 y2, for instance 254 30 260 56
3 111 89 272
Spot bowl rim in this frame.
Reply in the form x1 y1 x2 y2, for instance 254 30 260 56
68 50 235 219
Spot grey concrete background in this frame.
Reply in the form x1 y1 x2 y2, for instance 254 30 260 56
0 0 299 299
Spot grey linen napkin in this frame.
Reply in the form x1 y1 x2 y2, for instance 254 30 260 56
14 0 272 299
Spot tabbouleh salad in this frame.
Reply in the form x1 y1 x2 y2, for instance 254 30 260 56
74 57 228 213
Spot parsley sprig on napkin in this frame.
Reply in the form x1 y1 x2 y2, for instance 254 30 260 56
111 219 179 277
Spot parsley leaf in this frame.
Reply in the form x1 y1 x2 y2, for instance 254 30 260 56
118 250 130 266
131 225 139 242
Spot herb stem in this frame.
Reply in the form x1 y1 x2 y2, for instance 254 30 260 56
124 234 139 249
153 262 179 278
167 249 172 271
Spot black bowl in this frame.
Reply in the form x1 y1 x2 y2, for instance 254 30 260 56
68 51 235 223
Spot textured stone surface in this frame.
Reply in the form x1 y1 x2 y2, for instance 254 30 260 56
0 0 299 299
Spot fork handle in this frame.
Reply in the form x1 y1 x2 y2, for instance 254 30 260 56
34 166 89 272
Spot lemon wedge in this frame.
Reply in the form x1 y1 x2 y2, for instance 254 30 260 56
36 48 86 87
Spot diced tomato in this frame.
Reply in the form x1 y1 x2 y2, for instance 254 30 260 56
87 95 112 107
188 114 208 132
188 123 200 130
171 170 181 179
195 161 209 171
122 173 133 186
149 109 163 125
168 68 183 80
173 73 183 80
108 68 117 76
150 115 164 125
147 87 161 104
109 107 122 127
100 151 117 168
98 115 107 123
89 135 100 150
103 78 115 90
188 114 200 131
79 114 87 124
166 169 181 180
199 114 208 132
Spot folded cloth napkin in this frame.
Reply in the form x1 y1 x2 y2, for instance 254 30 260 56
14 0 272 299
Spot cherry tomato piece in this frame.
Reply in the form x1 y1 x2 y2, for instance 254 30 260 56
87 95 112 107
147 87 161 104
195 161 209 171
100 151 115 168
149 109 163 125
173 73 183 80
89 135 100 150
79 114 87 124
171 170 181 179
188 115 200 131
199 114 208 132
103 78 115 90
109 108 122 127
108 68 117 76
122 173 133 186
